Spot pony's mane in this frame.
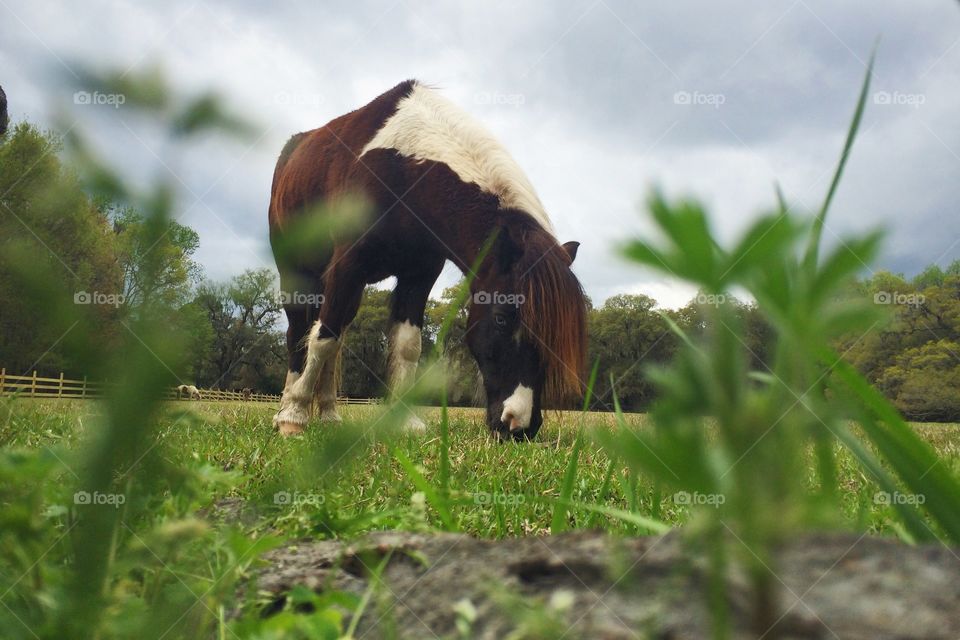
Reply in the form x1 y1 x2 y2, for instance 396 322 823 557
515 229 588 406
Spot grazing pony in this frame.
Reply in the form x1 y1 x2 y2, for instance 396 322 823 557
0 84 7 136
269 80 587 440
176 384 202 400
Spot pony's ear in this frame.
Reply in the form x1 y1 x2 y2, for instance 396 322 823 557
494 225 524 271
561 241 580 265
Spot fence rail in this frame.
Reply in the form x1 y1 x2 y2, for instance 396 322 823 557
0 368 379 405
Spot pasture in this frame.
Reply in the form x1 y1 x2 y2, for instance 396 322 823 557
6 398 959 540
5 396 960 636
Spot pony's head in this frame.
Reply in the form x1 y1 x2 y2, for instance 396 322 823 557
466 215 587 441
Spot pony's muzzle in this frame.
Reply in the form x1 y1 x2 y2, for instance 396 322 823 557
499 383 534 431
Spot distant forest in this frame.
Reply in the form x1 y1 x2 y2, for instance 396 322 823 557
3 122 959 421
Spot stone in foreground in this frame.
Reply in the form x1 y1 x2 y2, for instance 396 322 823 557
249 530 960 639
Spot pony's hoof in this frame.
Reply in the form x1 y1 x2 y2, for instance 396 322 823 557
319 409 342 423
403 414 427 432
277 421 305 436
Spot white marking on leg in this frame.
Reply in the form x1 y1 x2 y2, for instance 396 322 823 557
274 320 339 431
317 347 342 422
388 320 427 432
500 384 534 431
388 320 421 394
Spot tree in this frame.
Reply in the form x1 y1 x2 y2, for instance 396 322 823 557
587 294 675 411
0 123 123 375
192 268 285 391
877 340 960 421
110 206 201 310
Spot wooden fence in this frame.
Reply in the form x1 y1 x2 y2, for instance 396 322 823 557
0 368 379 405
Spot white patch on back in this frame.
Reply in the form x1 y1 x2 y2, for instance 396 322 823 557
500 384 534 431
361 82 555 235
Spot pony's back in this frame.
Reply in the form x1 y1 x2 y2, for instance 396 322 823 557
268 81 418 235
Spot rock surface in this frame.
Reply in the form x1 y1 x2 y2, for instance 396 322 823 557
251 530 960 639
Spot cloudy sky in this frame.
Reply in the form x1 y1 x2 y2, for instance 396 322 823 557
2 0 959 308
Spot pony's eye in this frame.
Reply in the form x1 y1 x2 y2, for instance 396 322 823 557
494 314 507 328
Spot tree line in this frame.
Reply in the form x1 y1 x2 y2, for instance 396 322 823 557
3 122 958 420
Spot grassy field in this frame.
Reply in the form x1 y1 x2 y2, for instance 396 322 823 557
5 397 959 541
4 394 960 638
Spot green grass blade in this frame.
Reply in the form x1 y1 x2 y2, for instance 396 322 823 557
552 431 584 533
551 360 600 532
393 448 455 531
804 47 876 272
825 348 960 541
530 495 670 535
830 420 933 542
439 385 450 500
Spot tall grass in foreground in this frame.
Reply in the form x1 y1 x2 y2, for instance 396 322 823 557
598 51 960 637
0 70 273 640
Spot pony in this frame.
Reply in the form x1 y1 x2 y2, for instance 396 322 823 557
176 384 202 400
0 84 7 136
269 80 587 440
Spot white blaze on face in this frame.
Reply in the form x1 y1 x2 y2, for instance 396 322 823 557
500 384 534 431
360 82 555 236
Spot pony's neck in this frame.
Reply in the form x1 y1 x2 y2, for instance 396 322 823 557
440 205 555 277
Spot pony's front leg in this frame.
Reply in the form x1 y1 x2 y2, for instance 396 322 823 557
274 320 340 435
388 265 442 432
388 320 426 431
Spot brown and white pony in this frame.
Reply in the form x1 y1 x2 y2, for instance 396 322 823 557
176 384 202 400
269 80 587 440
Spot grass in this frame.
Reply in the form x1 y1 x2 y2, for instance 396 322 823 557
5 398 960 542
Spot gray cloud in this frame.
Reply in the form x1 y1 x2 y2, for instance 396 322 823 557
2 0 958 310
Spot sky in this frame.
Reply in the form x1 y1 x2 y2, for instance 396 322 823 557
2 0 959 309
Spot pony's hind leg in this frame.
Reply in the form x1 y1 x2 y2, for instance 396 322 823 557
315 345 341 423
274 272 322 434
274 263 364 435
274 319 339 435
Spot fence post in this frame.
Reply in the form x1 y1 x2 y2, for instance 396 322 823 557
82 376 88 399
31 371 37 397
58 372 64 398
0 368 4 396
